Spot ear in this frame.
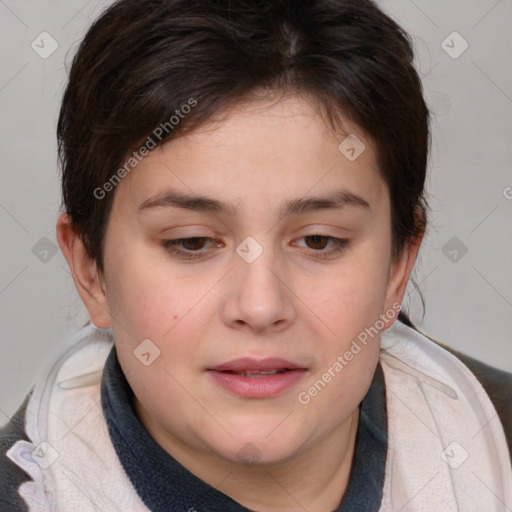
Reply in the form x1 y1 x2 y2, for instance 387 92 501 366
383 215 426 328
56 213 111 328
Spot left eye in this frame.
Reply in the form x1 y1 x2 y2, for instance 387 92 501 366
171 237 209 251
295 235 349 253
301 235 333 250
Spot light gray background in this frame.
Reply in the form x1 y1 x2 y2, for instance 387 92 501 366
1 0 511 425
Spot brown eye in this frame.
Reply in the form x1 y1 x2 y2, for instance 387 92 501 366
292 235 350 259
180 237 208 251
162 237 224 260
304 235 330 250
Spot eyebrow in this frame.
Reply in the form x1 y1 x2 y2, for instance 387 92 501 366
137 188 370 217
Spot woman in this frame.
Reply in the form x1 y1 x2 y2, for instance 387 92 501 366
1 0 511 510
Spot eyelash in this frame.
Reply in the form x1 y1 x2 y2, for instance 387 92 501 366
161 235 349 260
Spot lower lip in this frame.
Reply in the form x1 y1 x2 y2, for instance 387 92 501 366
207 369 307 398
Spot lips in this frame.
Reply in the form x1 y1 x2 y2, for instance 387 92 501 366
207 358 307 398
209 357 304 373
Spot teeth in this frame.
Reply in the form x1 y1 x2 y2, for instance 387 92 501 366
232 369 287 376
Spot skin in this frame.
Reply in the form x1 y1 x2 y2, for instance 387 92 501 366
57 92 423 512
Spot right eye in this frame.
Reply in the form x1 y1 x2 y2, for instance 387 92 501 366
161 237 224 260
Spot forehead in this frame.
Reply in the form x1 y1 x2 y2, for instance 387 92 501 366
114 94 386 216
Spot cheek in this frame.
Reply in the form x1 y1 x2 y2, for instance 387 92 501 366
303 251 390 343
294 241 390 413
297 281 382 439
105 242 212 335
105 252 215 419
103 251 221 397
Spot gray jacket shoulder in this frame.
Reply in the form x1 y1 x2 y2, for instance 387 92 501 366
0 393 31 512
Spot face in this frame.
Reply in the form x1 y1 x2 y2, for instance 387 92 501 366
64 93 417 470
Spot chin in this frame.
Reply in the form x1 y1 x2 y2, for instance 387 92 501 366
207 427 307 467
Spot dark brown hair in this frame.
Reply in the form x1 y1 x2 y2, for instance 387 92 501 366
58 0 429 276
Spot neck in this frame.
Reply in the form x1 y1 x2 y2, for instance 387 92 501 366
136 399 360 512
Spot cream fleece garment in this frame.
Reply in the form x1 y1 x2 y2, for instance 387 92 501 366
7 320 512 511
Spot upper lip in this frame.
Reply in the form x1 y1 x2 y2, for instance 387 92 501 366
208 358 305 372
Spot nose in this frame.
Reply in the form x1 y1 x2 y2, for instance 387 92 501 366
222 242 297 335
